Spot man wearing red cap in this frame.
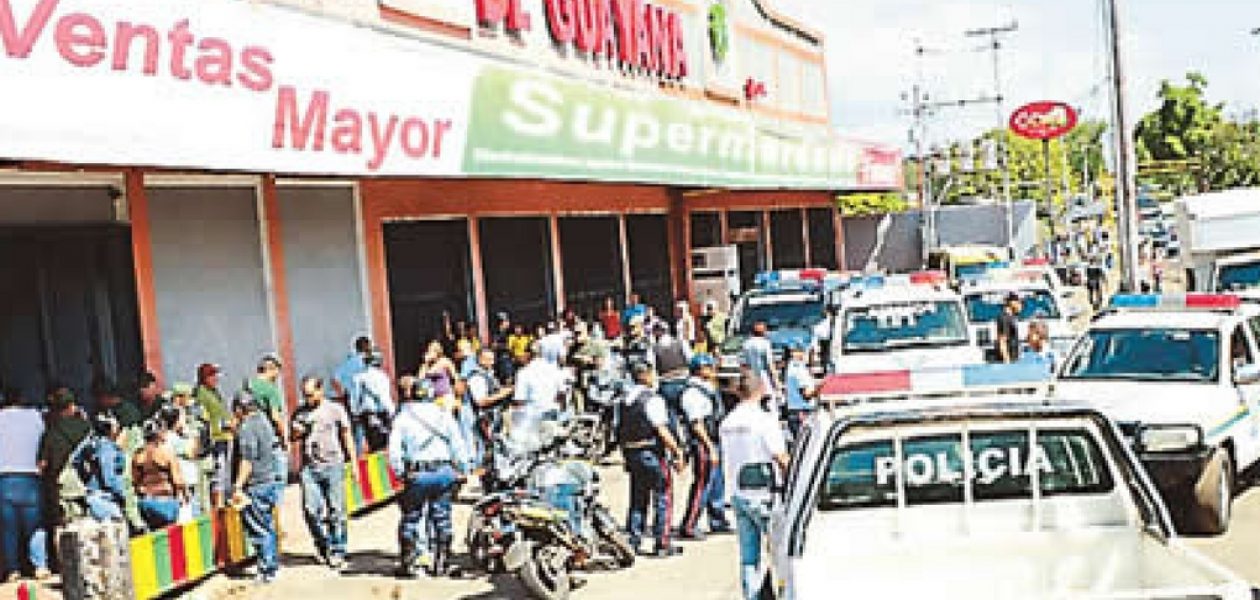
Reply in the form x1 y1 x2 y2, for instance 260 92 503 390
194 364 233 509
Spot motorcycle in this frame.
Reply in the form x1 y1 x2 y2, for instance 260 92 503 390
467 423 633 599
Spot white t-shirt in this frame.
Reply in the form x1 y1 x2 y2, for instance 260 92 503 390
0 407 45 474
679 380 715 423
514 359 564 414
720 402 787 501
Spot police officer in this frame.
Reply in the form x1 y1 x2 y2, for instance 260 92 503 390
677 354 732 539
622 315 654 369
388 382 470 578
618 361 686 557
782 341 819 441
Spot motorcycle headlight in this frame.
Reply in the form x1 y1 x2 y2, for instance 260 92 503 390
1138 424 1203 453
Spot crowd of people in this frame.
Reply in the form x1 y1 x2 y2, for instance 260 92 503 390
0 291 797 600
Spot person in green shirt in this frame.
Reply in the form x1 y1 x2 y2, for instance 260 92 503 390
247 354 287 440
37 389 92 525
248 354 289 481
94 380 142 430
134 371 167 423
195 363 234 509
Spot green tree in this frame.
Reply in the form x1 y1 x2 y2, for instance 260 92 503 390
1134 72 1227 193
837 191 909 216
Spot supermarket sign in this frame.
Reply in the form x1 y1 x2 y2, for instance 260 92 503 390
464 67 901 189
0 0 899 189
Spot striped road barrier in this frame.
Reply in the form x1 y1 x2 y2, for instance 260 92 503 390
129 451 401 600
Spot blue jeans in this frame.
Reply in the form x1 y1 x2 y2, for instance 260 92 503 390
242 482 284 577
0 474 47 576
300 463 347 560
397 466 457 563
623 449 672 550
706 461 729 528
734 495 771 600
138 496 180 530
457 401 482 466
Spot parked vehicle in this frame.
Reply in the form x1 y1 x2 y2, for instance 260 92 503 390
959 275 1083 358
755 364 1249 599
468 421 633 600
829 273 983 373
717 270 830 395
1053 293 1260 534
1174 188 1260 297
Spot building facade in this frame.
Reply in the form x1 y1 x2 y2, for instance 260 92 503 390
0 0 900 409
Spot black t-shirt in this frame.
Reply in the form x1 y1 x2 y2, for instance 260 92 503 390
995 311 1020 361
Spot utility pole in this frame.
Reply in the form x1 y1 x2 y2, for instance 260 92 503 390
1104 0 1140 292
966 22 1019 252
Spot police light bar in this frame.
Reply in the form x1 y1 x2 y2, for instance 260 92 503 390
1023 258 1050 267
818 362 1051 400
909 270 948 285
754 270 824 290
1109 293 1242 311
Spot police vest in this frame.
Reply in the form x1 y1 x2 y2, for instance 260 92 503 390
684 382 721 443
654 339 689 378
619 389 661 452
466 367 500 412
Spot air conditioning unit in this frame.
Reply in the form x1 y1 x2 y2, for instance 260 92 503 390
691 246 740 313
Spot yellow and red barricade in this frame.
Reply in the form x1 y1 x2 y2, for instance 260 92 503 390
129 452 401 599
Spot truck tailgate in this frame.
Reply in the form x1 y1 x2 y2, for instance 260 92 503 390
793 528 1244 598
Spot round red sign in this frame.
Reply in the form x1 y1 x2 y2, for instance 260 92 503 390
1009 101 1078 140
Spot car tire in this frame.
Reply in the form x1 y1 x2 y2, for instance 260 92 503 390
1191 447 1234 535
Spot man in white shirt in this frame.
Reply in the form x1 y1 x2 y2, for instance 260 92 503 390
740 321 781 413
0 388 50 580
677 355 732 539
675 300 697 348
350 353 396 453
509 343 565 449
720 370 790 600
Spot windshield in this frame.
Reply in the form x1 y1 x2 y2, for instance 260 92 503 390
1060 328 1220 383
965 289 1061 323
736 294 824 334
841 301 969 352
818 428 1114 511
1218 262 1260 292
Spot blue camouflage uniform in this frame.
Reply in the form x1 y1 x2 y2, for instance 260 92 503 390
388 397 470 576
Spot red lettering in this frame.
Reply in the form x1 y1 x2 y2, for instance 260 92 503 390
666 11 685 79
237 46 274 92
167 19 193 80
399 118 430 158
331 109 363 154
432 119 452 158
194 37 232 86
595 0 616 58
544 0 575 44
633 1 653 72
54 12 104 68
0 0 58 58
643 4 665 75
476 0 507 24
273 86 328 152
367 113 398 171
573 0 599 53
506 0 531 31
611 0 635 65
112 21 159 74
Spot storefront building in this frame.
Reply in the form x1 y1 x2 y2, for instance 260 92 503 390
0 0 900 408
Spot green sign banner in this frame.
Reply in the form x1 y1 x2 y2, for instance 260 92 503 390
462 67 901 190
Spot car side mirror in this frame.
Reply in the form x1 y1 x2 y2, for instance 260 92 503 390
1235 364 1260 386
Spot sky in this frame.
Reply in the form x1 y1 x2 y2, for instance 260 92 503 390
775 0 1260 149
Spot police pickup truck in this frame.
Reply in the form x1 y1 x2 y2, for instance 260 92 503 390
829 272 983 374
961 273 1083 359
1053 293 1260 534
752 364 1249 599
716 270 831 396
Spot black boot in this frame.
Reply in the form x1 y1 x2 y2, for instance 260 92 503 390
396 542 419 579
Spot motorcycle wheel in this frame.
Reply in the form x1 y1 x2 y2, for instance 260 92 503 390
592 505 635 568
519 544 572 600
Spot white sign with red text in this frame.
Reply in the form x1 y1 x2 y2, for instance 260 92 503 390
0 0 478 175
